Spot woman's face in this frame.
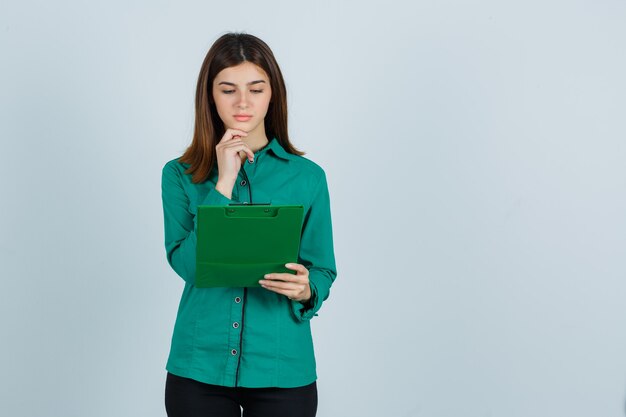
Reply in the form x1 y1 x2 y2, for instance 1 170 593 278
212 62 272 137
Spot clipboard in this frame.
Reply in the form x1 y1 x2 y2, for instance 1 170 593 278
195 205 304 288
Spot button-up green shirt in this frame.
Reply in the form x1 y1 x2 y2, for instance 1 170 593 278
161 138 337 388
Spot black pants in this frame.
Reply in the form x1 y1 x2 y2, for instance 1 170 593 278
165 372 318 417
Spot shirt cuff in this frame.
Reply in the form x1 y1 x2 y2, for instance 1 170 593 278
290 280 320 322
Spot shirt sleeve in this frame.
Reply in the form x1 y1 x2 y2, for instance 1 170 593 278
290 170 338 321
161 161 233 284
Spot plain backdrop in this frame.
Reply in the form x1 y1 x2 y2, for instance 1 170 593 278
1 1 625 416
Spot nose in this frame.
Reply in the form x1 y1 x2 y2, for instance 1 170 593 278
237 91 249 109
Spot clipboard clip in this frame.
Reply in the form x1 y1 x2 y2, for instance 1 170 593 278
228 203 271 206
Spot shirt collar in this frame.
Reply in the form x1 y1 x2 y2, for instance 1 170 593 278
264 137 292 161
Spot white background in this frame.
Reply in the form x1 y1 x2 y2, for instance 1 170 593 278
1 1 625 416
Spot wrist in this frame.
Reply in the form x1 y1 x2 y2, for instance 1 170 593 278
298 285 313 305
215 180 235 199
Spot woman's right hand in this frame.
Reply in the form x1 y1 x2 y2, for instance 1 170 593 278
215 129 255 199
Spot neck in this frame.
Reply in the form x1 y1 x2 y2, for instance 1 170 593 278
242 131 269 153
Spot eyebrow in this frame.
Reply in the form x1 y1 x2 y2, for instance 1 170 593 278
218 80 267 86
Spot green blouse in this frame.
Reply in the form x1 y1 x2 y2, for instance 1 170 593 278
161 138 337 388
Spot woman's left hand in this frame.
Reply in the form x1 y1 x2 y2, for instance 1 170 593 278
259 263 311 302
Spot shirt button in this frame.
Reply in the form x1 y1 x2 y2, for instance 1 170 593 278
240 180 247 186
235 297 241 303
231 349 238 355
233 322 239 329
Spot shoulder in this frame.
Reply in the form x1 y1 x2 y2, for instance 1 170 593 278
163 157 188 173
162 157 190 179
161 158 194 192
268 138 326 182
283 153 327 182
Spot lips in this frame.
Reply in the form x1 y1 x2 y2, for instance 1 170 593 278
234 115 252 122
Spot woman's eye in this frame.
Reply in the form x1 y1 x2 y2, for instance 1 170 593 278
222 90 235 94
251 89 264 94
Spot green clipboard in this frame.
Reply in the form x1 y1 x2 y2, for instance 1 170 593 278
195 205 304 288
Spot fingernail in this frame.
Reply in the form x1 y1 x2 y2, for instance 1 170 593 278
264 274 270 278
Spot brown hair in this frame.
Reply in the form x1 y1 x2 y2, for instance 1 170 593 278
179 32 304 183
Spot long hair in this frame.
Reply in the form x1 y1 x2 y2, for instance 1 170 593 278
179 32 304 183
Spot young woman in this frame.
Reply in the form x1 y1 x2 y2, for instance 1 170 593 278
161 32 337 417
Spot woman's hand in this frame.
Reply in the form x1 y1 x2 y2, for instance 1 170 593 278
259 263 312 303
215 129 255 199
